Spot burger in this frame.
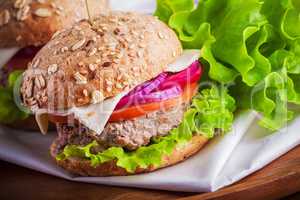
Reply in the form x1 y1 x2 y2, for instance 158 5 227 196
0 0 108 130
20 11 209 176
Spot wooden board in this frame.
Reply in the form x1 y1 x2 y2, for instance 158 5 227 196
0 145 300 200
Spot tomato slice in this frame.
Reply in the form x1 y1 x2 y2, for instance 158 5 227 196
108 83 198 122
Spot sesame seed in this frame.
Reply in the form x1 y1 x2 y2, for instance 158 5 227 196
32 58 40 68
55 10 62 16
87 47 97 57
61 46 69 53
131 30 138 36
34 8 52 18
109 17 118 23
138 43 146 48
51 2 57 8
132 66 139 71
51 30 61 39
117 75 122 80
98 46 104 51
82 89 88 97
102 27 108 31
158 32 164 39
88 64 96 71
71 38 86 51
57 6 64 11
48 64 58 75
128 44 135 49
91 90 104 104
35 75 46 89
108 42 117 49
116 83 123 89
16 5 30 21
128 52 135 57
73 72 87 84
106 87 112 92
74 26 81 31
14 0 27 9
106 80 113 85
137 51 143 58
173 51 176 57
115 54 122 60
24 78 34 98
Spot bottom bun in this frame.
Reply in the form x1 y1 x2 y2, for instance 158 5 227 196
50 135 208 176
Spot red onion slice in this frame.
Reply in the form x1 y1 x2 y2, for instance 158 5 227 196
158 61 202 90
115 61 202 110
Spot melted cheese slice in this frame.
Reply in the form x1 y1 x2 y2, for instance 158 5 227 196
35 110 49 135
37 50 200 135
166 50 201 72
70 91 128 135
0 48 20 68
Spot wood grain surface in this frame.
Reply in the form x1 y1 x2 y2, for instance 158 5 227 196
0 145 300 200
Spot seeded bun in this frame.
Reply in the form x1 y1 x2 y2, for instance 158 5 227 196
0 0 109 48
50 135 208 176
21 11 182 111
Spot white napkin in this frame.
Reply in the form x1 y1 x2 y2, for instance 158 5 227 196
0 0 300 193
1 112 299 192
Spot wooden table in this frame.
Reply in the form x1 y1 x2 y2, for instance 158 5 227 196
1 145 300 200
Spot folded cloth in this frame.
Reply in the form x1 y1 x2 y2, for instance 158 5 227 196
0 112 299 192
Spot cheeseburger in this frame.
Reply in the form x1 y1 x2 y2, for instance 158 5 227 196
20 11 207 176
0 0 108 130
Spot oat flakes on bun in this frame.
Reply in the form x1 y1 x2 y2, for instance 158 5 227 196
20 11 208 176
0 0 108 130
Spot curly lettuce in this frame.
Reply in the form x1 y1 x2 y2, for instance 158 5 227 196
0 70 29 124
155 0 300 131
57 86 236 172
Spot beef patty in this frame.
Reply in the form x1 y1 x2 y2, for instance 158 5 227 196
56 103 189 152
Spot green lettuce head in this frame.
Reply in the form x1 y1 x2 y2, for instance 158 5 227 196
0 70 29 124
155 0 300 131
